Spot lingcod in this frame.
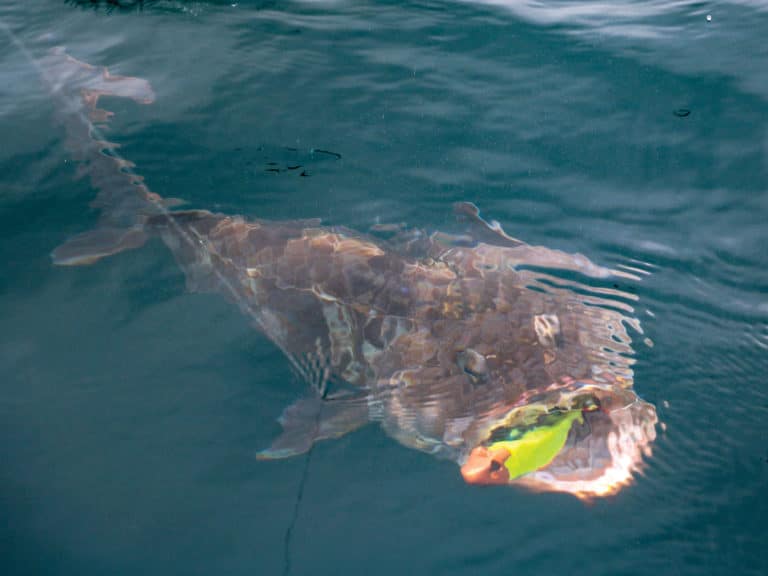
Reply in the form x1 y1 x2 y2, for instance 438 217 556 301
41 48 657 499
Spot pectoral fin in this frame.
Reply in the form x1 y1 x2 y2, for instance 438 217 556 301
257 394 370 460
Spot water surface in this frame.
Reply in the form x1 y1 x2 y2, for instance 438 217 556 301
1 1 766 575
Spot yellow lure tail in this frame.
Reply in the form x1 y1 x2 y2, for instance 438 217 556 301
490 410 583 480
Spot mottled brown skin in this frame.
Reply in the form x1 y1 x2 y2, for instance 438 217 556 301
42 48 652 478
145 208 639 459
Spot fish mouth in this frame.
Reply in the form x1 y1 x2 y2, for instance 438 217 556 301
460 382 658 499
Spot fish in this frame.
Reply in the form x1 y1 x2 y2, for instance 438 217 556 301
40 48 657 499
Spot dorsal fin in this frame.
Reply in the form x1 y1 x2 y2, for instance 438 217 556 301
453 202 524 248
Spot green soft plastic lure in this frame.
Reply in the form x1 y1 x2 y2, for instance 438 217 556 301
489 410 584 479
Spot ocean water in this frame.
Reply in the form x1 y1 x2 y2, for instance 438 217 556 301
1 1 767 575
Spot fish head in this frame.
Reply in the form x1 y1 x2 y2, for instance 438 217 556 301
460 382 658 499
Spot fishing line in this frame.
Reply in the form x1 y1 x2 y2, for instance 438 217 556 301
282 432 316 576
281 367 329 576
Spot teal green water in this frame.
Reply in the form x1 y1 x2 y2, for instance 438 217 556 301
1 1 767 575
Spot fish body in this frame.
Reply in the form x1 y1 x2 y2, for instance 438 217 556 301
42 49 657 498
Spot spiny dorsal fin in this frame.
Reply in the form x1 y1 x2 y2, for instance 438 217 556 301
453 201 524 248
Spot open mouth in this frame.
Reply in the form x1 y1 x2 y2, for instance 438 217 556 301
460 382 658 499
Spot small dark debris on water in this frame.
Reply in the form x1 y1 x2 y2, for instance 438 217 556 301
312 148 342 160
300 171 309 177
613 282 636 292
65 0 147 13
673 108 691 118
266 168 281 173
287 165 302 170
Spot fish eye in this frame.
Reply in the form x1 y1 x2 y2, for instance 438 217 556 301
457 349 488 384
489 460 503 473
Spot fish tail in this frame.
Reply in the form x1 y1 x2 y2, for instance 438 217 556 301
43 48 174 266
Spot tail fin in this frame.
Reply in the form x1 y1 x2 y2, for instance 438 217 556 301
42 48 164 266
